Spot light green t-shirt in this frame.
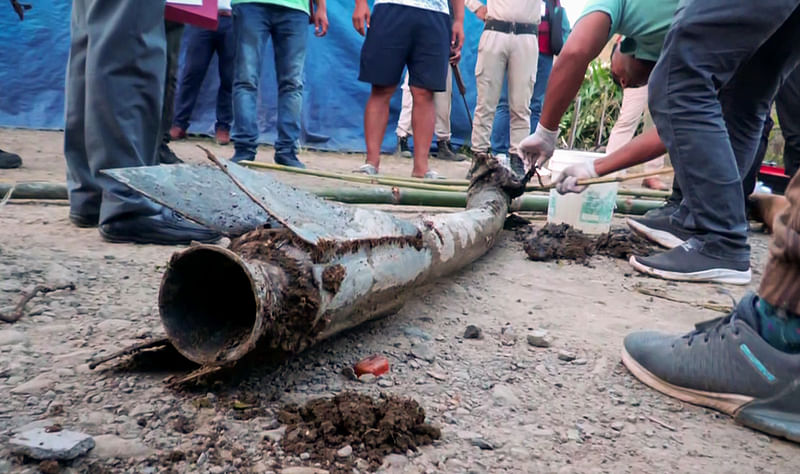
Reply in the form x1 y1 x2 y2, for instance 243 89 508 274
232 0 310 15
578 0 680 61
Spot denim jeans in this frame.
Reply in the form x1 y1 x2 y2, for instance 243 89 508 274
490 54 554 155
649 0 800 262
232 3 308 160
173 16 235 132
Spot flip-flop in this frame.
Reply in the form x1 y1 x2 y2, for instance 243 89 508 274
353 164 378 175
423 170 446 180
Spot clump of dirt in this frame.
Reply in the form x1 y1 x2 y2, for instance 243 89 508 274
276 392 440 473
518 223 658 264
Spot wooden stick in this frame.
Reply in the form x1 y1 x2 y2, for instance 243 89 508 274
648 415 677 432
529 167 674 191
632 284 732 313
0 283 75 323
88 338 170 369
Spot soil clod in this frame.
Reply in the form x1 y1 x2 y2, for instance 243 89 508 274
518 223 658 264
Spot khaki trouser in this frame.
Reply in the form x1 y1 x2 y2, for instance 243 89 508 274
396 67 453 141
760 170 800 315
606 85 666 173
471 30 538 155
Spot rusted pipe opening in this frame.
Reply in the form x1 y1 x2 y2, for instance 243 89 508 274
159 246 259 364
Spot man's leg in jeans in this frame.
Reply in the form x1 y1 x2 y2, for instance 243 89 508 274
270 5 309 165
529 54 553 130
776 66 800 177
64 0 101 226
622 4 800 442
231 3 268 162
633 0 800 283
173 25 216 132
158 20 184 161
215 15 236 133
490 79 510 155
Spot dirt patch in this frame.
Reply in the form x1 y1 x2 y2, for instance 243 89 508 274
276 392 441 473
518 223 658 264
322 264 346 294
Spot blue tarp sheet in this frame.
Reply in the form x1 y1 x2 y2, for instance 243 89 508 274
0 1 486 152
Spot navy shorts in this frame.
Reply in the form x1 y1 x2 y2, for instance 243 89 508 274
358 3 451 92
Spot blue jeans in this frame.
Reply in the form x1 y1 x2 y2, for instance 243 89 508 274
649 0 800 262
173 16 235 132
490 54 553 155
232 3 308 160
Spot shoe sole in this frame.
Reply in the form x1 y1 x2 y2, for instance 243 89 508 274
628 255 752 285
626 217 684 249
622 347 800 442
98 227 219 246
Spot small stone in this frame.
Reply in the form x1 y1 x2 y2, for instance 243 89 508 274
610 422 625 432
336 445 353 458
281 468 330 474
0 329 27 346
526 330 551 348
377 378 394 388
491 384 521 407
410 344 435 362
10 427 94 460
426 370 447 382
463 325 483 339
573 358 588 366
264 426 287 443
471 438 495 450
358 373 376 384
300 452 311 460
499 325 517 346
11 374 55 394
567 429 582 442
381 453 408 469
557 350 577 362
340 367 358 381
404 327 432 341
38 460 61 474
90 435 152 459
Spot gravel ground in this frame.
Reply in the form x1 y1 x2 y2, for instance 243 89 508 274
0 129 796 473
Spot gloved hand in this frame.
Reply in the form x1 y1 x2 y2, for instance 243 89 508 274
520 123 559 170
554 161 598 194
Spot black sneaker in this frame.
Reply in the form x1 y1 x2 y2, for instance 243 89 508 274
629 238 751 284
622 293 800 442
99 209 220 245
158 144 184 165
626 215 694 248
0 149 22 169
434 140 466 162
397 136 412 159
69 212 99 228
274 153 306 169
642 201 679 220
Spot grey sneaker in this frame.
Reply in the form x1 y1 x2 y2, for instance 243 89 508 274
642 201 679 219
397 136 412 159
435 140 466 162
623 293 800 442
629 238 751 284
626 215 695 248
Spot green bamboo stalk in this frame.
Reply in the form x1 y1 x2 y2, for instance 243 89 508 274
0 182 68 200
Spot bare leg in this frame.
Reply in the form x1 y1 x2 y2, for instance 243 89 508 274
364 84 396 170
410 85 435 177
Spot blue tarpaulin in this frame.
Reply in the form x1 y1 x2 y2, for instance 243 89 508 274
0 1 486 153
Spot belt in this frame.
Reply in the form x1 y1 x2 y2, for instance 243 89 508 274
484 19 538 35
218 10 232 17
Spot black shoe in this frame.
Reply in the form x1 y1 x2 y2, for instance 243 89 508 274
509 153 525 177
0 149 22 169
274 153 306 169
626 215 695 248
434 140 466 162
642 201 679 219
69 212 99 228
397 136 412 159
99 209 220 245
159 144 184 165
629 238 751 284
623 293 800 442
231 152 255 163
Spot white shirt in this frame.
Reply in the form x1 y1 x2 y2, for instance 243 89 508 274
219 0 232 11
375 0 449 15
465 0 541 24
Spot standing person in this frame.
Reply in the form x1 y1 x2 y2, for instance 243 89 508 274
3 0 29 170
619 1 800 440
230 0 329 167
775 66 800 178
64 0 219 244
170 0 236 147
491 0 569 159
395 68 466 162
466 0 541 176
157 20 186 165
353 0 465 179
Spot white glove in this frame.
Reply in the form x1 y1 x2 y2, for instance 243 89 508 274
554 162 598 194
519 123 559 169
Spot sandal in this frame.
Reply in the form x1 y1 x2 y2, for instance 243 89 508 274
353 164 378 175
423 170 446 180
